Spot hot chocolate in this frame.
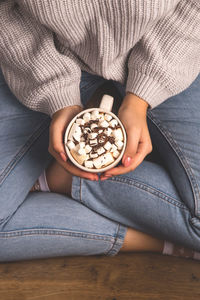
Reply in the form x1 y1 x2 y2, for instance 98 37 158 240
65 109 126 171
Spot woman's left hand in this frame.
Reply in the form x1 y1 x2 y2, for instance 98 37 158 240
101 92 152 179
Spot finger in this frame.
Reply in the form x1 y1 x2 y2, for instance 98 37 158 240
101 140 150 177
122 128 140 167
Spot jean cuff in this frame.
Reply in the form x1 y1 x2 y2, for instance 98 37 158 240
71 175 127 256
106 223 127 256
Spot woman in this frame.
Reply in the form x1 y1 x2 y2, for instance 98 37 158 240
0 0 200 261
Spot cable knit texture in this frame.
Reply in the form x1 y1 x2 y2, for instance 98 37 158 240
0 0 199 117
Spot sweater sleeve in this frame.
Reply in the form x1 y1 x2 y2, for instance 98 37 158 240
126 0 200 109
0 1 82 117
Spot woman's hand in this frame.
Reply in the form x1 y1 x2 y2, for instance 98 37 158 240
49 105 99 181
101 93 152 179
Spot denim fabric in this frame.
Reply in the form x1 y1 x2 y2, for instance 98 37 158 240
72 72 200 252
0 68 126 262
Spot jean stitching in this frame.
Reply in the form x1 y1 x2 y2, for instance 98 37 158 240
105 224 125 256
148 110 200 216
108 176 188 210
0 117 49 185
0 228 115 242
104 224 120 255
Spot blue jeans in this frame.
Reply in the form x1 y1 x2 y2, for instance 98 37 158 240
0 69 126 261
73 71 200 250
0 67 200 262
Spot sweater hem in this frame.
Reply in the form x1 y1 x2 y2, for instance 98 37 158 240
126 70 174 109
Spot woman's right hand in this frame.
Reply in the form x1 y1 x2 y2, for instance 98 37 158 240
48 105 99 181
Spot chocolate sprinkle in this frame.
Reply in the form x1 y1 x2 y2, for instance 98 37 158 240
108 136 115 144
73 139 79 145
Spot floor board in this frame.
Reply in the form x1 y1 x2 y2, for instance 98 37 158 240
0 253 200 300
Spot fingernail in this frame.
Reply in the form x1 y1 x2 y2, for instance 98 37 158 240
60 152 67 162
123 156 132 167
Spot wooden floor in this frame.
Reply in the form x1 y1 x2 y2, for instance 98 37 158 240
0 253 200 300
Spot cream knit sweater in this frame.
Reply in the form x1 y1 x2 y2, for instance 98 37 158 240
0 0 199 116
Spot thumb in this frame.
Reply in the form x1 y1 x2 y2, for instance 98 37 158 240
122 128 140 167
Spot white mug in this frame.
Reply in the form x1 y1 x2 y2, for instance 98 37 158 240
64 94 127 173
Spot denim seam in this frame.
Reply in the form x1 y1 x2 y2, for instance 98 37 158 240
0 228 116 242
0 117 49 185
103 224 120 256
148 111 200 215
105 224 126 256
108 176 188 210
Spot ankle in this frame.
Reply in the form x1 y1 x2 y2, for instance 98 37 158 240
121 228 164 253
45 160 73 195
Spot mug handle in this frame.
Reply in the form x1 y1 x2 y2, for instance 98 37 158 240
99 94 114 112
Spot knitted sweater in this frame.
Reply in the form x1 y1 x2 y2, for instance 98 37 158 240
0 0 199 117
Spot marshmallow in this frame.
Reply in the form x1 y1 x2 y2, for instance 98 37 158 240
83 112 91 122
99 120 109 128
88 132 98 139
76 118 85 125
90 123 98 130
104 141 112 151
90 153 98 158
115 140 124 150
67 140 76 150
104 128 112 136
112 128 123 141
85 154 89 161
68 123 81 140
91 110 100 120
110 144 118 152
73 134 81 142
97 147 105 155
104 114 113 122
109 119 118 128
93 155 105 169
79 142 85 148
102 152 115 166
78 148 86 156
113 150 120 158
99 114 105 120
90 139 98 145
71 148 87 165
84 160 94 168
85 145 92 153
93 152 115 168
98 129 103 134
85 127 91 132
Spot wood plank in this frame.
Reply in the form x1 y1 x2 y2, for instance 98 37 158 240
0 253 200 300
